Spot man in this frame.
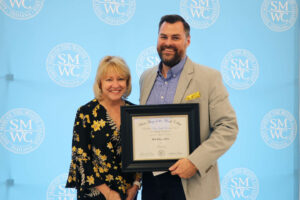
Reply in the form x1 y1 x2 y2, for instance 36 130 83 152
139 14 238 200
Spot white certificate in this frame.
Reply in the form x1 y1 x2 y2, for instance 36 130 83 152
132 115 189 161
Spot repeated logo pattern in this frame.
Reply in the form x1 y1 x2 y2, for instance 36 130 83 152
47 173 77 200
261 0 298 32
180 0 220 29
93 0 136 25
136 46 160 78
46 43 91 88
261 109 297 149
222 168 259 200
0 1 298 200
221 49 259 90
0 108 45 154
0 0 44 20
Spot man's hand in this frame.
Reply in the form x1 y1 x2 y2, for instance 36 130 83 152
169 158 197 179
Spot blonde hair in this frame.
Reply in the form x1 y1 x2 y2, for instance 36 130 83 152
93 56 132 100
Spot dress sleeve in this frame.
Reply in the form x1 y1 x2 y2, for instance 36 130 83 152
66 107 106 191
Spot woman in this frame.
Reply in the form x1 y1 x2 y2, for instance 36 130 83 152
66 56 141 200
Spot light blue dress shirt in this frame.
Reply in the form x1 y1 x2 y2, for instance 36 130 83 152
146 57 187 105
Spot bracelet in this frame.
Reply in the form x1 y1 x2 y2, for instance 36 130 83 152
133 180 141 190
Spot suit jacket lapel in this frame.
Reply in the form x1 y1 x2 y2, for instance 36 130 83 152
173 58 194 103
140 67 158 104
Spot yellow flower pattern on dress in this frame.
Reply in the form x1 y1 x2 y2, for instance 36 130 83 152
87 176 95 185
91 119 106 132
99 119 106 128
101 155 107 161
92 109 97 117
68 176 72 183
113 130 118 136
94 148 101 156
99 167 104 173
77 148 83 154
66 99 137 200
92 103 99 117
85 115 90 123
107 142 113 149
91 120 101 131
79 113 84 119
105 174 114 182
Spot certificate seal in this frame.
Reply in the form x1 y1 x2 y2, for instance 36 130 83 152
158 149 166 157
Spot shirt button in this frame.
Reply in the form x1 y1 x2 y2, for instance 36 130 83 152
165 81 168 85
173 75 176 78
161 96 164 99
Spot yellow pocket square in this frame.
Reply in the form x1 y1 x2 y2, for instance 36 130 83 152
185 91 201 101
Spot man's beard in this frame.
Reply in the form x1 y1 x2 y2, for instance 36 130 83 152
158 45 182 67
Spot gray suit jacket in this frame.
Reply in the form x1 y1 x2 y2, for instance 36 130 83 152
139 58 238 200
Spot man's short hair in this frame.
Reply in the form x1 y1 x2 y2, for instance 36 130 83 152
159 14 190 37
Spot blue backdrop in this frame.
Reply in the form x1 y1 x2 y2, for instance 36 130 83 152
0 0 299 200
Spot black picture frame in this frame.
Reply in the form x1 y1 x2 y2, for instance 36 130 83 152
121 103 200 172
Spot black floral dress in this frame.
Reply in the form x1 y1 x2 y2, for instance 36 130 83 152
66 99 139 200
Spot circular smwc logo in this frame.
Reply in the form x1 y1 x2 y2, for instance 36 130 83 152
92 0 136 25
221 168 259 200
221 49 259 90
261 0 298 32
47 173 77 200
46 43 91 88
261 109 297 149
136 46 160 78
180 0 220 29
0 108 45 154
0 0 44 20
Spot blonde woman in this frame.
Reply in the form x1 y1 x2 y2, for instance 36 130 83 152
66 56 141 200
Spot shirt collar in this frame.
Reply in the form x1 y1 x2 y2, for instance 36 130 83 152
157 56 187 79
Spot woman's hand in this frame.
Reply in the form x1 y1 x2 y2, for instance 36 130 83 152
95 184 121 200
126 185 139 200
107 189 121 200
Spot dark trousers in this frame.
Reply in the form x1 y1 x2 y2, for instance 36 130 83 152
141 172 186 200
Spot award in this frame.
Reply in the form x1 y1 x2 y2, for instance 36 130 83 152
121 103 200 172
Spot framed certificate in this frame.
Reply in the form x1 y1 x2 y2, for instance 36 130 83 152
120 103 200 172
